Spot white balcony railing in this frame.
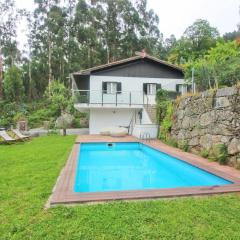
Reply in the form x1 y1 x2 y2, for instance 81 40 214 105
72 90 151 106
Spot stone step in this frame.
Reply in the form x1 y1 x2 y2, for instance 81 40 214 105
144 105 157 124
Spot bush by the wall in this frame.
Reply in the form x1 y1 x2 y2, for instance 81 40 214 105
159 102 174 142
200 148 209 158
208 144 228 165
178 140 189 152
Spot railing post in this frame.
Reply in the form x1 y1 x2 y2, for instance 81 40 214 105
143 92 144 105
102 90 103 106
87 91 90 105
129 92 131 106
116 92 118 106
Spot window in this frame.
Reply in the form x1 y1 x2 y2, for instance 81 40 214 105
102 82 122 94
147 84 156 95
143 83 161 95
107 82 117 94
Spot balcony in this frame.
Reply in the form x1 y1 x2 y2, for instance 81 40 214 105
72 90 152 109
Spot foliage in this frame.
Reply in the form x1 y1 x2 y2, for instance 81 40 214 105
28 108 57 128
0 101 27 127
159 102 174 141
0 0 24 67
0 136 240 239
209 144 228 165
223 30 240 41
200 148 209 158
185 40 240 91
0 100 57 128
168 19 219 64
46 81 73 114
165 137 178 148
155 89 170 124
178 140 189 152
3 66 24 102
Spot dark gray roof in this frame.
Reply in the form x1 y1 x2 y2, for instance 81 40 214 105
73 54 183 76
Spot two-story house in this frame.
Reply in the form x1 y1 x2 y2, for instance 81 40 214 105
71 52 188 138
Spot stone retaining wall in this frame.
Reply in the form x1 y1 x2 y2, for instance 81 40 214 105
171 86 240 167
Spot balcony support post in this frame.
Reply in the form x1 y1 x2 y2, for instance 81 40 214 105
102 91 103 106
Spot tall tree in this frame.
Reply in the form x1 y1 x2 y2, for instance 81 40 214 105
185 41 240 90
0 0 22 99
4 66 24 102
169 19 220 64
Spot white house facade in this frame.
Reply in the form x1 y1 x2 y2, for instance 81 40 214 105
71 53 189 138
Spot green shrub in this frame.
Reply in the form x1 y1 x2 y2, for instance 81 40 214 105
178 140 189 152
28 108 56 128
165 138 178 148
72 118 81 128
200 148 209 158
208 144 228 165
214 144 228 165
159 102 174 141
13 112 27 122
156 89 169 124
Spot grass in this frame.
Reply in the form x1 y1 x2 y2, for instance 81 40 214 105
0 136 240 240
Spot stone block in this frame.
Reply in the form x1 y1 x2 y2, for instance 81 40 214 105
216 86 238 97
214 97 231 108
228 138 240 155
200 111 215 126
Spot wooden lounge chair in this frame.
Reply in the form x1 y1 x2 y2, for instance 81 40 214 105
11 129 30 140
0 130 16 144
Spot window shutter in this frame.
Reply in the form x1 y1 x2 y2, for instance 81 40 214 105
143 83 147 94
117 82 122 93
156 84 161 90
102 82 107 93
176 84 180 92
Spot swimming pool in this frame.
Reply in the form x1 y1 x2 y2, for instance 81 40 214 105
74 142 232 193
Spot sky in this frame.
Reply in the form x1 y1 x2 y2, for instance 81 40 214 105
16 0 240 50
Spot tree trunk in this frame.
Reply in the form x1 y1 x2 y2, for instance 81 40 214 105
48 33 52 92
28 61 33 100
0 53 3 100
63 128 67 136
47 0 52 92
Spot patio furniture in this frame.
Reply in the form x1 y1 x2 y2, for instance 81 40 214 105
12 129 30 140
110 127 128 137
100 127 112 136
0 130 16 143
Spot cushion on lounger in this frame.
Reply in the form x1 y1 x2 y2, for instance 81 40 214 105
99 127 112 136
110 127 128 137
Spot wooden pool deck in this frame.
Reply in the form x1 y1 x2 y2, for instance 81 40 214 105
49 135 240 206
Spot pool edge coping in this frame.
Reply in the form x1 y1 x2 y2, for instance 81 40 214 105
49 136 240 206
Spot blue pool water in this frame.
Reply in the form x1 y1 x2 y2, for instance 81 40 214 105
74 142 232 193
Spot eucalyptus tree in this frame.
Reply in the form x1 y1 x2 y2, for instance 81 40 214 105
0 0 22 99
32 0 63 90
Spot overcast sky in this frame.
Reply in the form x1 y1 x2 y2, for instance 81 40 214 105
16 0 240 50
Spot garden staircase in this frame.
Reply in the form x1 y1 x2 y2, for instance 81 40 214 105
144 104 157 124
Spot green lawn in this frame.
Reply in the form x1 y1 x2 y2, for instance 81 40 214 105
0 136 240 240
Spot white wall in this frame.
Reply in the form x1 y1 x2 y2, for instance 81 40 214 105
132 124 159 139
89 108 136 134
89 75 185 104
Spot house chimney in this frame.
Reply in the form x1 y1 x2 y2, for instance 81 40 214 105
135 49 147 58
